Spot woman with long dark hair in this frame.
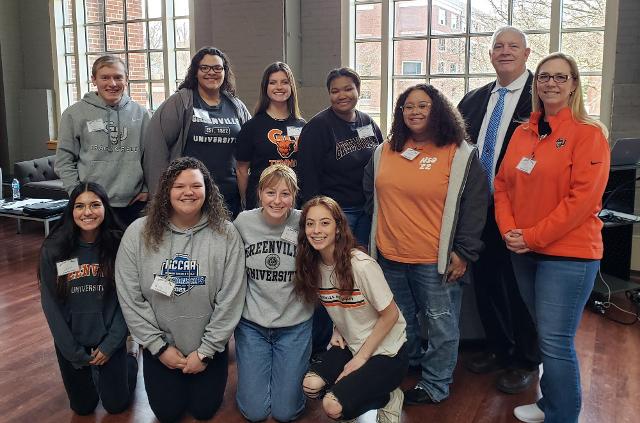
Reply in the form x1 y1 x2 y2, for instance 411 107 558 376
236 62 305 209
39 182 137 415
295 196 408 423
144 46 251 217
116 157 246 423
364 83 488 405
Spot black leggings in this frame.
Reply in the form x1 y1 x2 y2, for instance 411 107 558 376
142 347 228 423
55 345 138 415
309 344 408 420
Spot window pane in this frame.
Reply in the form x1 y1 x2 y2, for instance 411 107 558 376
562 0 606 28
64 27 75 53
126 0 146 19
355 42 381 77
127 21 147 50
67 83 78 104
355 3 381 39
85 0 105 24
105 0 124 21
148 0 162 18
527 33 551 66
150 52 164 79
430 38 465 75
394 0 428 37
581 75 602 116
469 77 495 91
394 40 427 76
469 35 492 74
151 82 166 110
393 78 427 107
128 52 148 80
175 19 190 49
512 0 552 31
63 0 74 25
106 24 125 51
359 79 381 116
431 0 466 35
129 82 149 108
66 55 77 81
87 54 103 76
149 21 163 49
86 25 106 53
176 50 191 79
429 78 465 104
562 31 604 72
175 0 189 16
470 0 507 33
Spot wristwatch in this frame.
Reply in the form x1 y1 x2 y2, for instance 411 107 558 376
197 351 211 364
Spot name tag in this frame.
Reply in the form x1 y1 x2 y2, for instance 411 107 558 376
193 108 212 123
87 119 105 132
56 258 80 276
356 124 375 139
151 275 175 297
516 157 536 174
287 126 302 138
401 148 420 161
281 226 299 244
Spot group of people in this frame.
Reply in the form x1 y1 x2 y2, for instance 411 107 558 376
40 24 610 423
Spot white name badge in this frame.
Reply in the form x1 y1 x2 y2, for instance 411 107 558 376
87 119 105 133
151 275 175 297
516 157 537 174
287 126 302 138
193 108 212 123
356 124 375 139
281 226 299 244
56 258 80 276
400 148 420 161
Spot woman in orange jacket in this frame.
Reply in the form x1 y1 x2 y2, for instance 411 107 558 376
494 52 610 423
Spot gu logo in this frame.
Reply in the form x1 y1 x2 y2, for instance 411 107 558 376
268 129 298 159
555 138 566 149
105 120 128 145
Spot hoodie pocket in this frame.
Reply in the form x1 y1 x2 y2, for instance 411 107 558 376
88 159 144 202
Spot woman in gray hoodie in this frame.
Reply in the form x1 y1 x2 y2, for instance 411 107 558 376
115 157 246 423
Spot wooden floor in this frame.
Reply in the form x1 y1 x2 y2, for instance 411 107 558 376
1 218 639 423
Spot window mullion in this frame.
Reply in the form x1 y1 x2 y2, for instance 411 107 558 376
380 0 392 134
549 0 562 52
75 0 89 98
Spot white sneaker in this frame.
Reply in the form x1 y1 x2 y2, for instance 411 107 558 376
514 403 545 423
377 388 403 423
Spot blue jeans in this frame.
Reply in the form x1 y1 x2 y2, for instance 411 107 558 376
378 255 462 402
235 317 312 422
342 205 371 248
510 253 598 423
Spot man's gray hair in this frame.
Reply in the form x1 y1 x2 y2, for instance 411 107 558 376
490 26 528 50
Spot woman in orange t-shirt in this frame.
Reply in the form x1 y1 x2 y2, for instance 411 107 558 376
494 53 610 423
364 84 488 405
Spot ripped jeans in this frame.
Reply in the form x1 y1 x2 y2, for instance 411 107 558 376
378 254 462 402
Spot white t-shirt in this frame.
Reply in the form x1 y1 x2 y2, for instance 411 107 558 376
318 249 407 357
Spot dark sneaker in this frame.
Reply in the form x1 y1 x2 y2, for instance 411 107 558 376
403 386 436 405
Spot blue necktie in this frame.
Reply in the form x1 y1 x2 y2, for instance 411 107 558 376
481 87 508 189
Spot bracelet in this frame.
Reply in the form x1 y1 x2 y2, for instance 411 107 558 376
153 343 169 358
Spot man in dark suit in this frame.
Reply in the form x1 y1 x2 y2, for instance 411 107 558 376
458 26 540 394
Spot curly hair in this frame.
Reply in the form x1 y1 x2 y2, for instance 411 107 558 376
37 182 123 299
389 84 466 151
144 157 229 251
177 46 237 96
294 196 357 304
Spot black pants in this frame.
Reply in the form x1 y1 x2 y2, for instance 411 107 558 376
472 207 540 370
142 347 228 423
309 344 408 420
113 200 147 227
311 304 333 356
55 345 138 415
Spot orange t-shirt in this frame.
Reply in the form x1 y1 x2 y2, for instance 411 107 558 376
375 141 457 263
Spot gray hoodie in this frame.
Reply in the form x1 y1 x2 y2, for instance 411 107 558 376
55 92 150 206
115 216 246 357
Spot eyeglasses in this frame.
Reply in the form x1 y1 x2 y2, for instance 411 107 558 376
536 73 574 83
401 102 432 112
198 64 224 74
73 202 103 212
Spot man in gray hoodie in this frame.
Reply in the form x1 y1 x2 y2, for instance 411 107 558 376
55 55 150 225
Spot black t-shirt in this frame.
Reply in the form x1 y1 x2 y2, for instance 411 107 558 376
236 112 306 209
297 108 383 207
184 89 242 196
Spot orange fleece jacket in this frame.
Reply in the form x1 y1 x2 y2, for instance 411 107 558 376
494 107 610 259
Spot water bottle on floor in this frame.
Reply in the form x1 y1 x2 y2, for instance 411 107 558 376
11 178 20 201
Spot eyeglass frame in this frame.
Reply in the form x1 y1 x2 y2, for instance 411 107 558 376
198 64 225 74
400 102 433 112
536 73 575 84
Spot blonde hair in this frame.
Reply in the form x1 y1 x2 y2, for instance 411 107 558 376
532 52 608 137
258 164 298 200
